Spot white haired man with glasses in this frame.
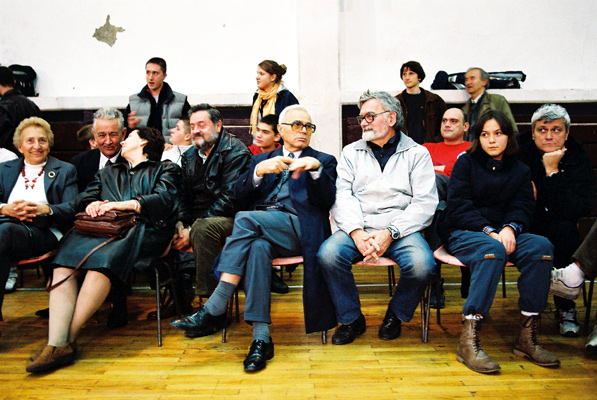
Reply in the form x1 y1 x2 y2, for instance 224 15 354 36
317 90 438 345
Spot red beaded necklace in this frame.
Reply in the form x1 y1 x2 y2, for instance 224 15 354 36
22 164 45 190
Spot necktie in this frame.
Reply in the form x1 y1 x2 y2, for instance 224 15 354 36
270 152 294 202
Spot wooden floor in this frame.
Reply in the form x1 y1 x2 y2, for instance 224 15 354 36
1 266 596 400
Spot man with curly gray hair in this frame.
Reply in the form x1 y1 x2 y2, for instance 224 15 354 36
317 90 438 345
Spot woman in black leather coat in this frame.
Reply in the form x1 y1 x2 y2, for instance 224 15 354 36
27 127 181 373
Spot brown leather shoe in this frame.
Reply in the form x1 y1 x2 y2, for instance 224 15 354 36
513 314 560 367
456 317 500 374
26 344 76 373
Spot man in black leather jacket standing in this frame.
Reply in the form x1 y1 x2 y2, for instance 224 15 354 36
172 104 251 301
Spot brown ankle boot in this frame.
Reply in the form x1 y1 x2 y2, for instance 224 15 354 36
513 314 560 367
457 317 500 373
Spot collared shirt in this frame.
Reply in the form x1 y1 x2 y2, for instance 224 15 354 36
99 151 122 170
367 133 399 171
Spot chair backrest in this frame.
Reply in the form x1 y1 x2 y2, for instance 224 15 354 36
17 250 58 266
433 245 465 266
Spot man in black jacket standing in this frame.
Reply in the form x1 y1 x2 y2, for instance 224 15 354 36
172 104 251 300
0 66 41 153
518 104 596 337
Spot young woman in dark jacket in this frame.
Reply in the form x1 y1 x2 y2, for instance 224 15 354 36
440 110 559 374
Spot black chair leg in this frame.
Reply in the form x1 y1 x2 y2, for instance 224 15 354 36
585 279 594 336
387 265 396 297
421 283 431 343
502 269 507 298
155 267 162 347
0 264 9 322
435 262 442 326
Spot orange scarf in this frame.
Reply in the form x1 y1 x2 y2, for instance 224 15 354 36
250 83 279 135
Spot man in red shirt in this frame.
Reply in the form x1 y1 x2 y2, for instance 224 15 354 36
423 108 471 181
423 108 471 306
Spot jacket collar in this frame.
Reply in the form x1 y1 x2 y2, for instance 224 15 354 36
138 82 175 103
4 156 63 192
471 148 517 171
354 131 417 155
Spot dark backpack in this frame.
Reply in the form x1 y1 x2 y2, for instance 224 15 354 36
9 64 37 97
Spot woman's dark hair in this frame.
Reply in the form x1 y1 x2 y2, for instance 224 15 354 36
135 127 165 161
467 110 518 158
258 60 287 84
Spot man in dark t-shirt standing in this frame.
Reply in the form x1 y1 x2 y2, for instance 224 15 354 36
395 61 446 144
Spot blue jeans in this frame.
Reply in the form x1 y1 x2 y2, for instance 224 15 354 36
317 230 435 324
447 230 553 316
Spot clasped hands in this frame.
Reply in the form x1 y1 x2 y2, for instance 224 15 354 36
488 226 516 255
255 156 320 179
351 228 393 262
1 200 50 222
85 199 136 218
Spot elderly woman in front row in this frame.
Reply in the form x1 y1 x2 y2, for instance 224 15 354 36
0 117 77 318
27 127 181 373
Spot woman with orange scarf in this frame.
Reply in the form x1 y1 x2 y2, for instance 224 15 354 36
250 60 298 135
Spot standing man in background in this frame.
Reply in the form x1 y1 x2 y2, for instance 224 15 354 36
125 57 190 143
0 66 41 153
396 61 446 144
462 67 517 139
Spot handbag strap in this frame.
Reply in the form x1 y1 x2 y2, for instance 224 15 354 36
45 235 118 292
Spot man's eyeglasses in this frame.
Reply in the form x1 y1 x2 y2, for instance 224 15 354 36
281 121 317 134
356 110 390 124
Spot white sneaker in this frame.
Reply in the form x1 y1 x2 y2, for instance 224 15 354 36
549 268 581 300
555 308 580 337
5 267 17 293
587 326 597 354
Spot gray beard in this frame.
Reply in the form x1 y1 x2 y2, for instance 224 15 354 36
194 128 220 153
362 125 389 142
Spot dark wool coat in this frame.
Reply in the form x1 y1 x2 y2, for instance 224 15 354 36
235 146 338 333
52 160 181 282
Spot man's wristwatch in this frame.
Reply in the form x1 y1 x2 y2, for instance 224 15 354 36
387 226 400 240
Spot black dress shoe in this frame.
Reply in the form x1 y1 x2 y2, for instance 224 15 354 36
106 301 128 328
35 308 50 319
243 338 274 372
147 296 194 321
332 314 366 345
170 305 226 337
271 272 289 294
378 308 402 340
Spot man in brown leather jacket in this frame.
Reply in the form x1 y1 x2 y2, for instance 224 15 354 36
396 61 446 144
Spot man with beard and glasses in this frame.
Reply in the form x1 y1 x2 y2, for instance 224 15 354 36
317 90 438 345
170 104 251 312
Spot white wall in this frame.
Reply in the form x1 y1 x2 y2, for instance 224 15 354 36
340 0 597 92
1 0 299 98
1 0 596 157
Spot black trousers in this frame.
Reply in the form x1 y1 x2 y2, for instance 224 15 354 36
0 222 59 315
